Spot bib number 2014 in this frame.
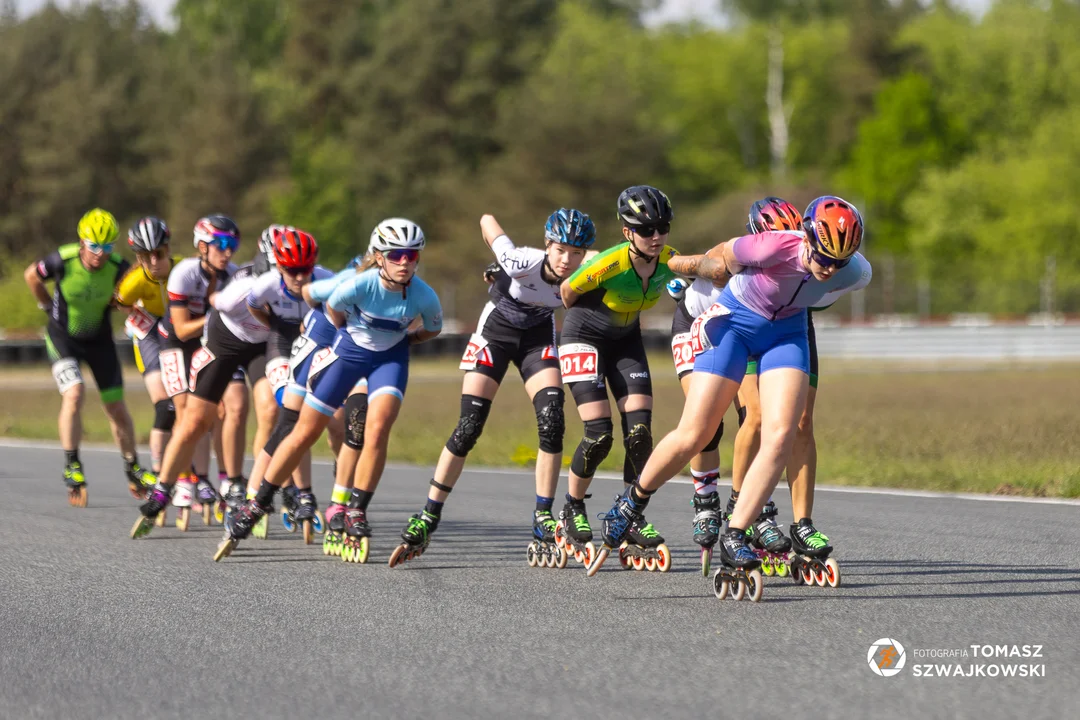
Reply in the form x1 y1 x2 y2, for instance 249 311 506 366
558 343 599 383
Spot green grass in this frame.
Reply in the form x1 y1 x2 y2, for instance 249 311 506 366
2 359 1078 497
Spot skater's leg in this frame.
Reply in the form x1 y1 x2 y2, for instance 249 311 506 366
351 393 402 497
326 407 345 456
429 372 499 504
221 380 248 479
566 400 612 500
525 368 563 502
262 404 331 491
158 396 220 488
788 386 817 522
59 382 85 456
731 368 761 495
615 392 653 487
144 371 172 473
252 376 278 459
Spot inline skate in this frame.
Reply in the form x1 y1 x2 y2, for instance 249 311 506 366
213 472 231 524
340 507 371 564
789 518 840 588
213 498 270 561
712 527 764 603
526 510 567 569
746 501 792 578
585 488 646 577
322 503 346 556
130 484 173 538
63 461 87 508
282 489 324 544
388 510 439 568
617 518 671 573
194 475 220 526
171 477 194 531
124 458 155 500
692 492 722 576
553 497 596 567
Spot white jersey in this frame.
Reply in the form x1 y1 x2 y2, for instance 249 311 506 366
682 277 723 319
213 273 269 344
167 257 239 318
487 234 561 328
246 266 335 325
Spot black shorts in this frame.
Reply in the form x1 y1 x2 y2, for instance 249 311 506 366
559 320 651 406
133 320 162 376
462 305 558 384
45 326 124 400
190 315 266 403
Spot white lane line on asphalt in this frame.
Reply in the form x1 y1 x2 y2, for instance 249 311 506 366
4 436 1079 507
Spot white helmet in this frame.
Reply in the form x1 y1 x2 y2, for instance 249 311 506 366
369 218 425 253
259 224 287 266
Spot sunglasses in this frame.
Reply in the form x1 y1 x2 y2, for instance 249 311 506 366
384 249 420 264
136 247 170 261
281 265 314 276
810 247 850 269
632 223 670 238
82 240 114 255
205 234 239 252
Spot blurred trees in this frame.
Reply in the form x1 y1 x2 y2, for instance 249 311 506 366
2 0 1080 318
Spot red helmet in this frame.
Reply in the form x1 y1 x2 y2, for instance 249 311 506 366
747 197 803 234
803 196 863 260
272 226 318 270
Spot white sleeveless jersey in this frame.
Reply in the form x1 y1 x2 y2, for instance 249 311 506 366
682 277 724 319
487 234 561 328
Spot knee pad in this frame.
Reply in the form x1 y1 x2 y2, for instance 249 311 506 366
621 410 653 477
570 418 614 478
264 408 300 457
445 395 492 458
736 402 747 427
344 393 368 450
532 388 565 454
702 419 724 453
153 399 176 432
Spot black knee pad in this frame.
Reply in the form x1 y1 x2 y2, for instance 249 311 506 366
736 402 747 428
153 399 175 432
445 395 492 457
621 410 653 479
702 419 724 453
532 387 565 454
344 393 368 450
570 418 614 478
264 408 300 456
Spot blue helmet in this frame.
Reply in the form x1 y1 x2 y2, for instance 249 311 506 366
544 208 596 248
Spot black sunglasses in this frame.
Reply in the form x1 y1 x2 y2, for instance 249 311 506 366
632 223 671 238
810 247 850 269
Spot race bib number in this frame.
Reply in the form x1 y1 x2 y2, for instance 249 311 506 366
266 356 291 392
51 358 82 394
159 348 188 397
671 332 695 375
188 345 216 391
541 344 558 361
288 336 317 384
125 306 156 340
306 347 339 391
558 343 599 383
459 334 492 371
689 303 733 355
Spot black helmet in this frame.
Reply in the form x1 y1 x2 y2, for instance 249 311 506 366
128 217 170 252
617 185 674 226
193 214 241 249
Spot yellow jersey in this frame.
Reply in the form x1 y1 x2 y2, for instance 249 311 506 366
115 256 179 318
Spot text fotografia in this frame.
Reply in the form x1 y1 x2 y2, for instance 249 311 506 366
912 645 1043 659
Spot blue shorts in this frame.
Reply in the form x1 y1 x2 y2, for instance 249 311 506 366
693 289 809 383
305 329 408 416
287 309 368 399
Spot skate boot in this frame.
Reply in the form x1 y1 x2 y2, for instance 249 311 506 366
585 488 647 577
130 483 173 538
789 518 839 588
213 473 234 523
291 489 323 544
322 503 347 557
171 477 195 531
554 497 596 566
618 518 671 573
213 498 271 561
63 461 87 508
195 476 220 525
692 492 722 576
388 510 439 568
281 485 300 529
340 507 371 564
124 459 155 500
251 489 273 540
712 527 764 603
526 510 567 569
747 500 793 578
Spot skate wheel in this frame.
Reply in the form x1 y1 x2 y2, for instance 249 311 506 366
813 563 828 587
356 537 369 563
700 547 712 578
302 519 314 545
253 516 268 540
544 549 557 568
555 545 568 569
176 506 190 532
130 515 152 539
776 560 789 578
655 543 672 573
213 504 225 524
583 542 596 567
389 544 408 568
824 558 841 588
731 576 746 601
631 555 645 572
312 511 325 534
712 571 729 601
644 556 657 572
553 521 566 549
801 566 814 586
202 504 213 526
585 545 609 577
745 569 764 603
618 546 632 569
282 510 296 533
74 486 88 508
526 543 538 567
213 538 236 562
155 508 166 527
762 559 774 577
573 549 583 564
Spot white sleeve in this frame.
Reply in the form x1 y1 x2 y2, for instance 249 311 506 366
214 276 255 314
491 235 541 279
815 254 872 309
245 270 280 309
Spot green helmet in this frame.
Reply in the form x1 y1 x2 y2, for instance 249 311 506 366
77 208 119 245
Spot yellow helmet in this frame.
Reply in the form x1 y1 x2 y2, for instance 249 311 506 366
77 208 119 245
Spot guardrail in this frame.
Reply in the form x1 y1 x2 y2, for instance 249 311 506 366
4 322 1080 366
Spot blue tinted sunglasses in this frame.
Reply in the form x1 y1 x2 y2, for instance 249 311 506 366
82 239 114 254
206 233 239 252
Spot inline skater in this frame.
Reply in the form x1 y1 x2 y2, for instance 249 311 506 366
588 196 871 603
556 186 679 572
389 210 593 569
115 217 180 478
24 208 155 506
213 218 442 562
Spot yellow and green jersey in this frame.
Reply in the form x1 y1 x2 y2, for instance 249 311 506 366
36 244 129 339
565 242 678 331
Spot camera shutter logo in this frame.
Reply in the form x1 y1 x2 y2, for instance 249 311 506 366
867 638 906 677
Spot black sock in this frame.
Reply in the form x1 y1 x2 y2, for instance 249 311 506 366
228 476 244 486
349 489 374 510
65 449 79 466
424 498 444 518
254 480 278 508
629 485 651 510
535 495 554 514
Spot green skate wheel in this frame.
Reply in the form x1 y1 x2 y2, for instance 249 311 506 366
776 560 789 578
700 547 712 578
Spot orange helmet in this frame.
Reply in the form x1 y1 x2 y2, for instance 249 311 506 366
747 197 803 233
803 196 863 260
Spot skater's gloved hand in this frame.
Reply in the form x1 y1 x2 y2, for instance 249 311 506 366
666 277 688 301
483 262 499 285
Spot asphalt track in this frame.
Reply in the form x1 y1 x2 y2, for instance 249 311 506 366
1 441 1078 720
